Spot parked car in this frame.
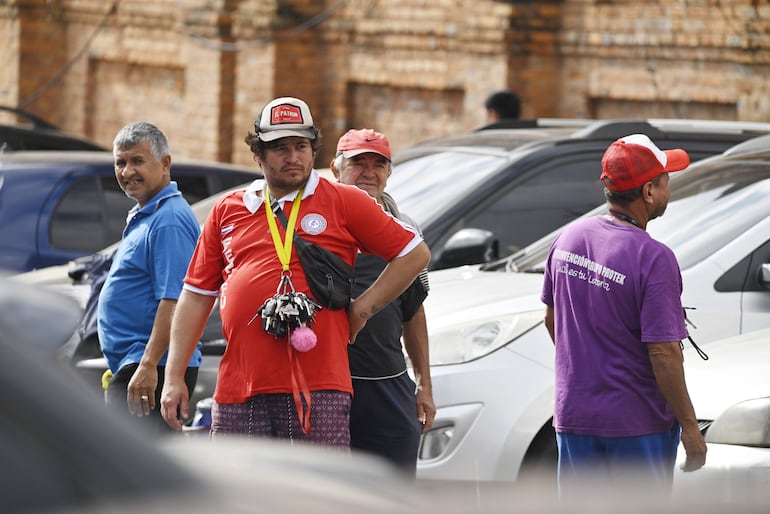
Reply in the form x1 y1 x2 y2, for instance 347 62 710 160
673 327 770 504
415 134 770 482
14 123 770 426
13 172 341 413
387 119 770 269
9 275 759 513
12 186 241 411
0 151 262 272
0 105 106 151
0 276 427 514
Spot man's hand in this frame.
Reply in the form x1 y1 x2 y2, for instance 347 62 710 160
416 383 435 433
679 424 707 472
160 378 190 431
127 362 158 416
647 342 707 472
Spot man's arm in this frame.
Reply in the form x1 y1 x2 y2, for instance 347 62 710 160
544 305 555 344
160 289 217 430
349 241 430 342
403 305 435 433
127 298 176 415
647 342 707 472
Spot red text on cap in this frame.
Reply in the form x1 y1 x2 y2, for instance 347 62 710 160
271 104 303 125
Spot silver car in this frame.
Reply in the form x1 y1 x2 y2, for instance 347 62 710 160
417 135 770 482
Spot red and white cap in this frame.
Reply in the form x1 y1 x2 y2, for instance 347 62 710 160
254 97 316 142
600 133 690 191
336 128 392 161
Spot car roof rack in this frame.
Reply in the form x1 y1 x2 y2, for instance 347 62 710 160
572 119 770 140
571 120 664 139
477 118 595 130
722 134 770 156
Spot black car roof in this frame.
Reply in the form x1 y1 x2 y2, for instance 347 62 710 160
393 124 584 160
0 125 107 152
393 118 770 163
0 106 107 152
0 150 261 174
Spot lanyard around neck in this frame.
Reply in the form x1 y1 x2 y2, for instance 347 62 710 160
265 188 303 271
608 209 641 228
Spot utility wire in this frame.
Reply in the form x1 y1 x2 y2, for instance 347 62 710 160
16 0 347 109
180 0 349 52
17 1 120 110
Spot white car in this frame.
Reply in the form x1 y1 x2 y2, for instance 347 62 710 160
417 135 770 482
673 327 770 503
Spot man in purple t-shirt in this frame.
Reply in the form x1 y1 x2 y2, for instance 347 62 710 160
541 134 706 494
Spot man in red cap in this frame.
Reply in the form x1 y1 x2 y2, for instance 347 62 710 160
540 134 706 494
331 128 435 477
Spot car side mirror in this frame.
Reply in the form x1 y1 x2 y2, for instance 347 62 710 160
433 228 498 270
67 254 101 284
759 263 770 289
705 397 770 447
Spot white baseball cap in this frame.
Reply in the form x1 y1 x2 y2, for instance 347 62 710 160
254 97 316 142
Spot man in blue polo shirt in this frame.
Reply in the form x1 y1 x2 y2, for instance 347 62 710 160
98 121 201 433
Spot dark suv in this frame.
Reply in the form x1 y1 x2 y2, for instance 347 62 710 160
386 119 770 269
0 151 261 272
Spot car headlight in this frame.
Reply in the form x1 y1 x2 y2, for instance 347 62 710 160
705 397 770 447
428 310 543 365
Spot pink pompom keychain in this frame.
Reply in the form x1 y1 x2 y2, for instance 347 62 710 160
290 325 317 352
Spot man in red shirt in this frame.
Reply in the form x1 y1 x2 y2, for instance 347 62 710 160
160 97 430 447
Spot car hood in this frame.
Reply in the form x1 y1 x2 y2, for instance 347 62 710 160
424 265 545 325
683 327 770 421
0 275 82 354
13 264 90 306
158 437 421 514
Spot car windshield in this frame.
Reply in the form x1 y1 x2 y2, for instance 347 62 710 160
498 154 770 273
387 150 508 227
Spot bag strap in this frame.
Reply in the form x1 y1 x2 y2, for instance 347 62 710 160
270 198 287 224
271 200 309 250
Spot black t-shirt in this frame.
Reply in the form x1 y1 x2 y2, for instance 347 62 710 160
347 209 428 378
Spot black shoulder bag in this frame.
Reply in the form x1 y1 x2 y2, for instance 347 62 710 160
272 201 355 310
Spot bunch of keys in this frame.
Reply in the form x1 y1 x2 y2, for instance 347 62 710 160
251 272 322 338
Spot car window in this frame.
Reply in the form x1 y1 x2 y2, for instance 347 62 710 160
388 151 508 227
50 173 241 257
648 161 770 269
218 173 256 193
49 177 112 253
174 175 210 205
100 177 135 242
459 154 605 255
504 155 770 273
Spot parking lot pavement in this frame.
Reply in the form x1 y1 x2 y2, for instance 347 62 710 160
415 475 770 513
415 477 554 513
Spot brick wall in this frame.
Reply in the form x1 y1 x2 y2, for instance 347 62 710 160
558 1 770 120
14 1 68 126
0 6 20 123
1 0 769 166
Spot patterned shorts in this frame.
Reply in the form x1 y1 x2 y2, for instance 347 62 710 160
211 390 352 449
